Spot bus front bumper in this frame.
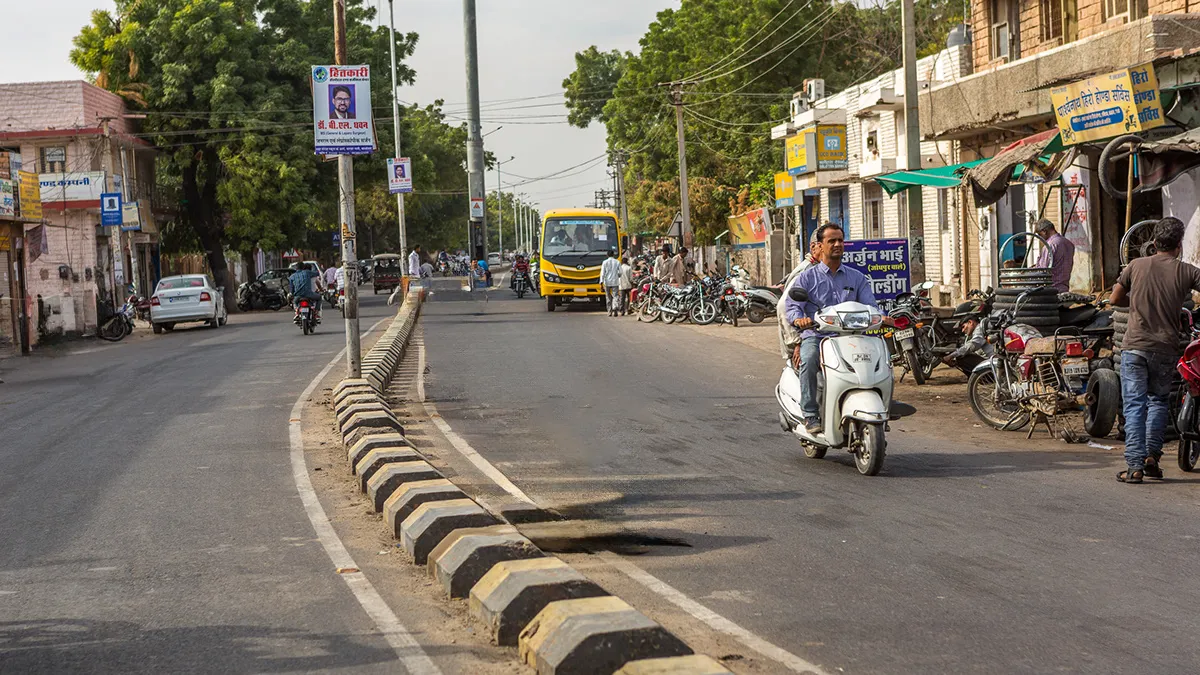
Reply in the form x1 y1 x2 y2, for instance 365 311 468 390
540 281 603 299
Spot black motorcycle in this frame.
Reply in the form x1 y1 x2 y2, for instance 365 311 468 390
236 280 286 312
511 269 531 298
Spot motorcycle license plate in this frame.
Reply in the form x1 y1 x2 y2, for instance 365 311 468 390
575 288 588 294
300 307 310 315
893 328 915 340
1062 358 1089 376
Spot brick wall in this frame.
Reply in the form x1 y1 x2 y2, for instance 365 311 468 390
973 0 1199 72
0 81 131 135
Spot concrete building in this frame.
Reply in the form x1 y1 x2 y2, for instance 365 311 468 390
774 43 973 306
921 6 1200 292
0 80 162 344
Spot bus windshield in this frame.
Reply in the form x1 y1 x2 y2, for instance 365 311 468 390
541 217 619 261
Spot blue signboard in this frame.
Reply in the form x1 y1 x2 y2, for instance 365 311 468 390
841 239 911 314
332 230 341 247
100 192 122 227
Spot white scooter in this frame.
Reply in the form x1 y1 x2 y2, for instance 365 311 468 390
775 287 911 475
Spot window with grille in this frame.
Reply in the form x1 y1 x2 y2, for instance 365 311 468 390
1040 0 1063 41
39 146 66 173
1103 0 1129 22
864 183 883 238
990 0 1011 60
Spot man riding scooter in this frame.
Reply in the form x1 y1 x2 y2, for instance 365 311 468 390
784 223 887 435
289 262 324 325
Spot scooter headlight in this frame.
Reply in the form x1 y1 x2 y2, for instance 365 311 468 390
839 310 872 330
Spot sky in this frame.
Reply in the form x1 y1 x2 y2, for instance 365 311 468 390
6 0 678 211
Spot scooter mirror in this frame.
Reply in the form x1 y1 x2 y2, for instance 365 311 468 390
788 286 809 303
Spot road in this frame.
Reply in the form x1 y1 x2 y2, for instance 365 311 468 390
418 278 1200 675
0 292 504 674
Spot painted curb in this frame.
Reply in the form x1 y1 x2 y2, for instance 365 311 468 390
354 447 424 491
470 558 608 647
427 524 544 599
519 596 693 675
346 432 413 467
341 410 403 441
365 461 444 512
400 499 498 565
383 479 467 537
615 655 735 674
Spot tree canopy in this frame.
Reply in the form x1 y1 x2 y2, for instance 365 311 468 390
562 0 965 243
71 0 472 290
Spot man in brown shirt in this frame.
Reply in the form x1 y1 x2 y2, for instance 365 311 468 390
1110 217 1200 483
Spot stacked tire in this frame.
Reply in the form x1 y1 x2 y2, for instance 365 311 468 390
992 286 1060 329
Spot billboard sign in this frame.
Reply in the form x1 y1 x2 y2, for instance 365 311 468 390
39 172 108 202
841 239 911 314
774 172 795 207
17 170 41 219
311 65 375 155
1051 64 1164 146
101 192 123 226
387 157 413 194
727 207 771 245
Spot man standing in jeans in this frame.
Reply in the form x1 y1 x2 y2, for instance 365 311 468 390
1110 217 1200 483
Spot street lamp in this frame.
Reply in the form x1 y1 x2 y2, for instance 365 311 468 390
496 155 514 257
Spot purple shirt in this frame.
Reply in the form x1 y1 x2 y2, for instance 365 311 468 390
784 261 878 339
1037 232 1075 292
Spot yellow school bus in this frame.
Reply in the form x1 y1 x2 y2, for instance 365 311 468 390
537 208 625 312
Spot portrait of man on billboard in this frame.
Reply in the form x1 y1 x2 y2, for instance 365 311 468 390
329 84 356 119
394 162 406 179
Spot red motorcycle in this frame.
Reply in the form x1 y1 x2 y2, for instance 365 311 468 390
1175 339 1200 471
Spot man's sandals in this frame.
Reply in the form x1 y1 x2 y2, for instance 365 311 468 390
1118 457 1164 484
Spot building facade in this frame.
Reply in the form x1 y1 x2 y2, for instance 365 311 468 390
0 80 162 345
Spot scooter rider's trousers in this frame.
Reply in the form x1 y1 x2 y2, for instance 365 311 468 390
799 336 822 420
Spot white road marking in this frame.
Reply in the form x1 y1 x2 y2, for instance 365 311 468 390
597 552 828 674
290 316 441 675
415 337 823 674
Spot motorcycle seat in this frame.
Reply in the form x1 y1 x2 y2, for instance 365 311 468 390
752 286 780 293
1023 336 1059 356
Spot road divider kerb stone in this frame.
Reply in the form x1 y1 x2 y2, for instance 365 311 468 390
427 524 545 599
336 402 391 430
366 461 444 512
470 557 609 647
614 656 734 675
341 410 403 442
354 447 425 491
334 385 376 406
519 596 693 675
400 499 498 565
334 393 383 415
383 479 468 536
333 378 371 399
346 432 413 467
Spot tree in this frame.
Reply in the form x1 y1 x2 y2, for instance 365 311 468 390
71 0 419 299
562 46 629 129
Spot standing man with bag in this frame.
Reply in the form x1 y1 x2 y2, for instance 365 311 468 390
1110 217 1200 483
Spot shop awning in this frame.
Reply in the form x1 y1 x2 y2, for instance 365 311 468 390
963 130 1072 207
874 159 988 196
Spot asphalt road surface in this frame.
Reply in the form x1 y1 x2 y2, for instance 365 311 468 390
419 279 1200 675
0 293 423 673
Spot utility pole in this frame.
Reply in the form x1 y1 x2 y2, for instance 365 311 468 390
386 0 408 265
613 150 629 233
99 119 121 305
463 0 487 261
334 0 361 377
495 155 513 257
901 0 925 283
664 82 694 248
117 144 139 297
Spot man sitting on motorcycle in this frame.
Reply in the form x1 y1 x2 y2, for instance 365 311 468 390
289 263 324 324
511 254 530 290
784 223 882 435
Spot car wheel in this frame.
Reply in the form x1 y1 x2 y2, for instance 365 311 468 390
210 313 220 329
152 323 163 335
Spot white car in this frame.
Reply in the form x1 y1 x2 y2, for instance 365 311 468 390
150 274 228 334
487 252 502 266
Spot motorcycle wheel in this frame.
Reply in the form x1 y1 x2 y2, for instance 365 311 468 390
690 301 718 325
1083 368 1120 438
236 300 251 312
726 299 738 327
517 290 525 299
98 317 126 342
854 422 886 476
639 299 660 322
746 306 766 324
664 310 679 325
967 369 1030 430
1179 438 1199 472
904 349 926 385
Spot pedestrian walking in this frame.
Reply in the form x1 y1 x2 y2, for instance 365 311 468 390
1110 217 1200 483
601 250 622 317
408 244 423 289
618 256 634 316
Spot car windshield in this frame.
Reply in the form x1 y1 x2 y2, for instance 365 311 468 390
541 217 618 260
158 277 206 290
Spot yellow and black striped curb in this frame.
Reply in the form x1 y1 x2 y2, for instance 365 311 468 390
327 290 730 674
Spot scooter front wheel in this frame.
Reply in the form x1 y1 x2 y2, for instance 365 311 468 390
854 422 886 476
803 442 827 459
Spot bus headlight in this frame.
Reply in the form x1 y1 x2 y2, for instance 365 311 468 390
543 272 562 283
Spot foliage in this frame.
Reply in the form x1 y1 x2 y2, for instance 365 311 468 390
71 0 474 291
563 0 965 241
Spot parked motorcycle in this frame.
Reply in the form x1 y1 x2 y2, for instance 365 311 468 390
98 295 137 342
776 286 910 475
237 279 286 312
1175 321 1200 471
730 265 780 324
966 292 1114 441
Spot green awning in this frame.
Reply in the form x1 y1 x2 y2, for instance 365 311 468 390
874 159 987 196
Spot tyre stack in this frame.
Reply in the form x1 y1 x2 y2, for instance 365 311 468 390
993 267 1059 330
